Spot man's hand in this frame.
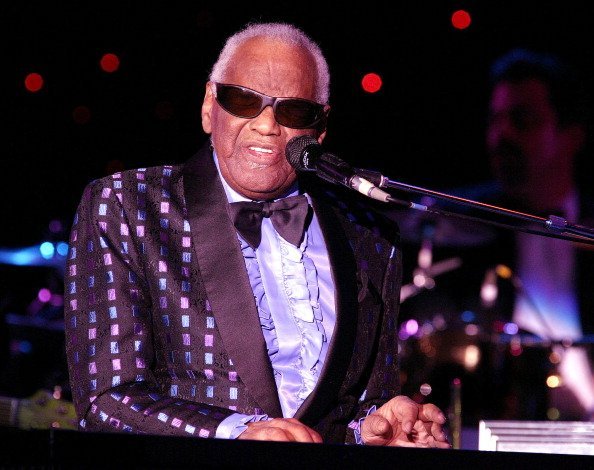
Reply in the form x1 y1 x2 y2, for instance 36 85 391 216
238 417 323 443
360 396 450 448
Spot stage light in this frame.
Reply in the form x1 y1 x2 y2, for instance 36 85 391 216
546 374 562 388
100 53 120 73
14 340 33 354
503 322 519 335
546 407 560 420
548 350 561 364
49 219 64 233
451 9 472 30
419 383 432 396
464 324 479 336
463 345 480 371
461 310 475 323
24 72 44 92
38 288 52 303
361 72 382 94
56 242 69 257
39 241 55 259
405 319 419 336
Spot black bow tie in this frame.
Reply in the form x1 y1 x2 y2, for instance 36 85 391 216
229 194 311 249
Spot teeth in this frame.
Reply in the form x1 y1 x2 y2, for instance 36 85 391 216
250 146 272 153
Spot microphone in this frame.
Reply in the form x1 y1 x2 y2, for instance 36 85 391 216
285 135 392 203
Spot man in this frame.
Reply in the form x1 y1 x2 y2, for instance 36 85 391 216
400 48 594 422
483 48 594 420
64 22 449 446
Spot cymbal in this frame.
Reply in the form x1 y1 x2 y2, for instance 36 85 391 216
400 256 463 302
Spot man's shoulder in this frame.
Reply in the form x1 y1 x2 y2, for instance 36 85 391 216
84 163 185 191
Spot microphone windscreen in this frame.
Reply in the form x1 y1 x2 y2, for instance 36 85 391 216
285 135 319 171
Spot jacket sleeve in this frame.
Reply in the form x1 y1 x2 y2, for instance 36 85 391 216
345 234 402 444
64 178 235 437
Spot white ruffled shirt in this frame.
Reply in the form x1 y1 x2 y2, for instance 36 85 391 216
212 153 336 438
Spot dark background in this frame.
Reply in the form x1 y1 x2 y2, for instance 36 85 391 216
2 2 594 407
5 1 594 247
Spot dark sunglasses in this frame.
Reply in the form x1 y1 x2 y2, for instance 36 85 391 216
212 82 327 129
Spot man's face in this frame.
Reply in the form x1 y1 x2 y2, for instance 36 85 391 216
486 78 574 209
201 37 327 200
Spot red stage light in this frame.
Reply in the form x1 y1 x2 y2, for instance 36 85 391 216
24 72 44 92
451 9 472 30
361 73 382 93
100 53 120 73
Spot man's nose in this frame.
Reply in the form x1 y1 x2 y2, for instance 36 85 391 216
251 105 281 135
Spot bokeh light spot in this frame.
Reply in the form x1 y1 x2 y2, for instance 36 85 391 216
38 288 52 303
39 242 55 259
57 242 69 256
451 9 472 30
48 219 64 234
25 72 44 92
361 73 382 93
100 53 120 73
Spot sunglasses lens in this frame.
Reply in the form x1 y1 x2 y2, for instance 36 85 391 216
276 100 323 129
216 85 263 118
215 83 325 129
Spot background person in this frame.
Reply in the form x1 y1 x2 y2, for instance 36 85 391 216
395 47 594 423
482 47 594 420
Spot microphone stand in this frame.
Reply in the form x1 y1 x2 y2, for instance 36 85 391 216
356 168 594 245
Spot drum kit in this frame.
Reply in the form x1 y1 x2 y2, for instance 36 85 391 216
393 209 593 425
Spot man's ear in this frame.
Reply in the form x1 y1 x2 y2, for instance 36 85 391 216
201 82 214 134
317 128 327 144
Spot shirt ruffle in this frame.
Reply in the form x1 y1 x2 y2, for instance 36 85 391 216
239 230 327 416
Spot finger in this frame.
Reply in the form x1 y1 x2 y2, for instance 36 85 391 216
239 424 294 442
419 403 447 424
430 420 449 442
282 418 323 443
361 414 392 445
425 433 453 449
273 418 323 443
403 424 451 449
307 428 324 443
390 396 419 434
240 419 321 443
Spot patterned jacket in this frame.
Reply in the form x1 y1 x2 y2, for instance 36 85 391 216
64 142 402 443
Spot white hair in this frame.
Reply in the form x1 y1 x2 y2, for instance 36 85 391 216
209 22 330 104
